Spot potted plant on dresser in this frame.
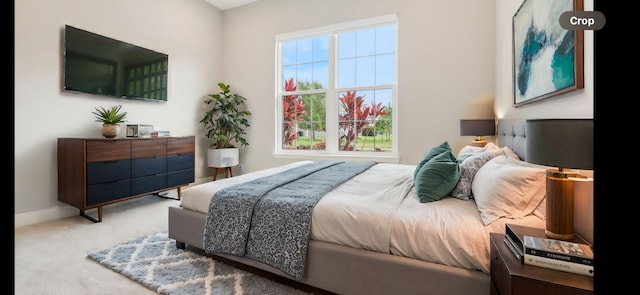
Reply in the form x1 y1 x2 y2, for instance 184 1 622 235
92 105 128 138
200 83 251 179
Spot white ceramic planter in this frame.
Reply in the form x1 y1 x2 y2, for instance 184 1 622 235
101 124 119 138
207 148 239 167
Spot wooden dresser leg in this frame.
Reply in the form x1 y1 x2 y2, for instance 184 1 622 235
79 207 102 223
177 187 182 200
97 206 103 222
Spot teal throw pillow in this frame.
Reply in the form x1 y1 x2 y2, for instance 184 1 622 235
414 141 452 180
414 150 461 203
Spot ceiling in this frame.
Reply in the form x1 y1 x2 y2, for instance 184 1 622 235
205 0 261 10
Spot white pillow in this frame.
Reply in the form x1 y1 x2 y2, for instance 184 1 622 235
532 197 546 219
457 142 499 158
504 158 555 219
457 143 520 160
500 146 521 160
472 155 546 225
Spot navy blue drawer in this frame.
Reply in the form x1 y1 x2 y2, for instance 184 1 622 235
167 169 194 187
131 156 167 178
131 173 167 195
87 179 131 205
167 153 194 172
87 160 131 185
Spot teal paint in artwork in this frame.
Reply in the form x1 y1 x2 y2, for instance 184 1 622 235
551 31 576 89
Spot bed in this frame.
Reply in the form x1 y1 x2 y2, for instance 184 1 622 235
168 119 551 295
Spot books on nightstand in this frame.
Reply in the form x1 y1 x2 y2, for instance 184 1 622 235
151 130 171 137
523 235 594 277
503 224 594 277
503 233 524 263
504 224 546 263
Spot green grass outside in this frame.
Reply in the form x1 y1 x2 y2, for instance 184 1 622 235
290 135 392 152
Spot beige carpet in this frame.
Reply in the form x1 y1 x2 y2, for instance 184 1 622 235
15 191 183 295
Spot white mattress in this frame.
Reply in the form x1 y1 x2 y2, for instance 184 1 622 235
181 161 544 273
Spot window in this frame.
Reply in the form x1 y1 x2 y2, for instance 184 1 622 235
275 14 397 161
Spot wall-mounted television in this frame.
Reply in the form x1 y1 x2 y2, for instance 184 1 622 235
62 25 169 102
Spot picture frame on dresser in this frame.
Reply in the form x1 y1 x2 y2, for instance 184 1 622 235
512 0 584 106
126 124 154 138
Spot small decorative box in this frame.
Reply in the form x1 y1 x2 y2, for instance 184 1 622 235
126 124 154 138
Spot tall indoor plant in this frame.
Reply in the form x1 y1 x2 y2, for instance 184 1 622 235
92 105 127 138
200 83 251 168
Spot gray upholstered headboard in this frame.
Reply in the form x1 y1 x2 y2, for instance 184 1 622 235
496 119 527 161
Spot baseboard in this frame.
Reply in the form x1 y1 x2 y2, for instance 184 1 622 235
15 205 77 228
15 177 212 229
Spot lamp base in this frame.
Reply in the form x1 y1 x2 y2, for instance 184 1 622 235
544 229 575 240
469 140 487 147
545 168 579 241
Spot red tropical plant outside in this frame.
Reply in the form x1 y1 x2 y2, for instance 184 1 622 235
338 91 387 151
282 78 306 147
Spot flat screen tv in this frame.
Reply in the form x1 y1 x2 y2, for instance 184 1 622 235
62 25 169 102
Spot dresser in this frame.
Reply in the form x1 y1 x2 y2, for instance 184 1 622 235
58 136 195 222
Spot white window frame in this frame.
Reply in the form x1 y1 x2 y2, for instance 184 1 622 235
274 14 399 163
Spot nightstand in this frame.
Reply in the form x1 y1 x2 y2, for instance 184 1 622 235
489 233 593 295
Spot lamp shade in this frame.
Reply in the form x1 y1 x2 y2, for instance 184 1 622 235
525 119 593 170
459 119 496 136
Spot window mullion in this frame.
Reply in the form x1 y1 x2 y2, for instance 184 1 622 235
275 41 283 153
325 33 338 153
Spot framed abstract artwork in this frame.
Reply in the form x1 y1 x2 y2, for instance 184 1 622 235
512 0 584 107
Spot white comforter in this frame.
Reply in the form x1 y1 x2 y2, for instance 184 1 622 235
181 161 544 273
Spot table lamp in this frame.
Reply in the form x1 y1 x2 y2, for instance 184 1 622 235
460 119 496 147
525 119 593 240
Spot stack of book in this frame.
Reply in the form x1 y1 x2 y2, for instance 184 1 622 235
523 235 594 277
151 130 171 137
503 224 594 277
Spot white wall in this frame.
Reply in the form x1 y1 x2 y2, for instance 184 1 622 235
15 0 223 225
218 0 498 174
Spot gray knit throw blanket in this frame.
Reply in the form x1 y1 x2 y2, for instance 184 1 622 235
203 160 376 280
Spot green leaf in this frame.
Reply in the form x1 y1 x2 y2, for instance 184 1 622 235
92 105 127 125
200 83 251 148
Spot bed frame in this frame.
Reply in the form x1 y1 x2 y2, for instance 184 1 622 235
168 119 528 295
